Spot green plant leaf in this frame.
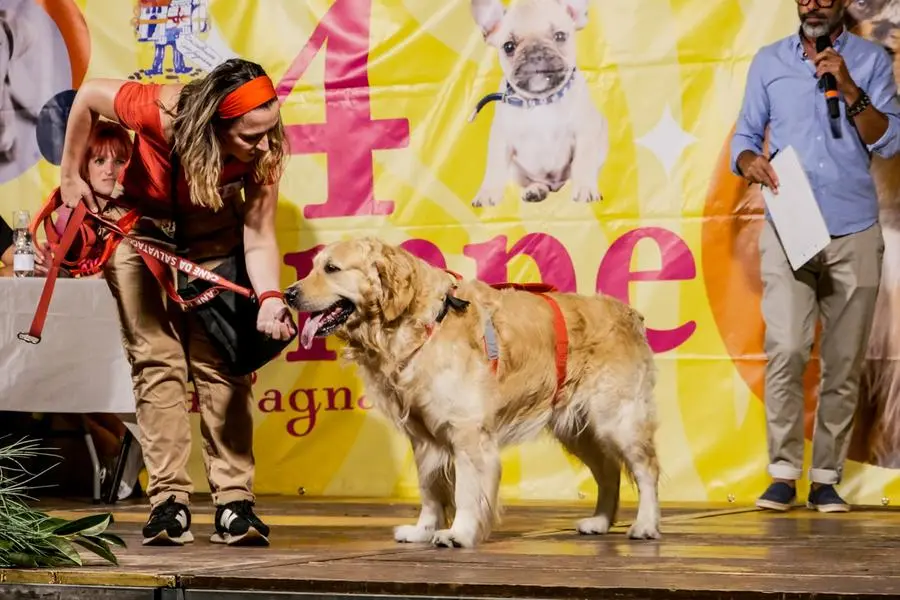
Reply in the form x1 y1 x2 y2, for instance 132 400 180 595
47 536 82 567
39 517 68 532
7 552 38 568
97 532 126 548
52 513 111 537
38 555 78 568
72 536 117 566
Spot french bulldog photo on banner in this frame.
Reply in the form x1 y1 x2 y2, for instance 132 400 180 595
467 0 610 208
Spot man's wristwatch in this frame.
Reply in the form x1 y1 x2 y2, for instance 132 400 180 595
846 89 871 119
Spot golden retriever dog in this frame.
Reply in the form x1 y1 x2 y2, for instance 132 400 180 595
283 237 661 548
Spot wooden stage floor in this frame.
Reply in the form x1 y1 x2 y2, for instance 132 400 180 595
2 496 900 599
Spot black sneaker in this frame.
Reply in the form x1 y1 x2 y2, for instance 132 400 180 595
755 481 796 511
142 495 193 546
807 484 850 513
211 500 270 546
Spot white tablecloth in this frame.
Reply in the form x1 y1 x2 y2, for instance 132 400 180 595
0 278 136 413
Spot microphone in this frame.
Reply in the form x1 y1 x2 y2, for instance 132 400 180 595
816 35 841 120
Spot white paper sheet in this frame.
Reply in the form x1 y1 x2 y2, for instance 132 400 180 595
0 278 136 413
761 145 831 271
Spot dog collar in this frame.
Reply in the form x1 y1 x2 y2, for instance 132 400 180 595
467 67 577 123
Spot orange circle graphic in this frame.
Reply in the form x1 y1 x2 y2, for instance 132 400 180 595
701 128 881 463
34 0 90 88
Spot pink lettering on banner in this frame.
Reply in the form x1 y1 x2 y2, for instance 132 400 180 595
596 227 697 353
463 234 577 292
280 227 699 362
256 386 372 436
283 244 336 361
287 389 320 437
400 239 447 269
276 0 410 219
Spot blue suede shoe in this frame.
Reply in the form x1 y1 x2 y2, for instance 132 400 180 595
755 482 796 511
807 485 850 513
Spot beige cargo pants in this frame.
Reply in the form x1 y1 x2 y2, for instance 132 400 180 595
102 205 256 509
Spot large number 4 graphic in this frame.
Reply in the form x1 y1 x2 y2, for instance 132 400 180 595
275 0 410 219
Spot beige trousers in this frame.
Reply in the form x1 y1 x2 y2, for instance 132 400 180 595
759 220 884 485
103 220 256 509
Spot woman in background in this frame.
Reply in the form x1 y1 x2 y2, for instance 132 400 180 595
33 120 145 500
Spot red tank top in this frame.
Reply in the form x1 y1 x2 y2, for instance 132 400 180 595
112 82 256 215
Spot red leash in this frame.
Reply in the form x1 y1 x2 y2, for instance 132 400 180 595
17 202 91 344
18 196 256 344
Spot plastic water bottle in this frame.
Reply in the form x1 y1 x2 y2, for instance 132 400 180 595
12 210 34 278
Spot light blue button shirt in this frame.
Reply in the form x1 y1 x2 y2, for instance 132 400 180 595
731 28 900 236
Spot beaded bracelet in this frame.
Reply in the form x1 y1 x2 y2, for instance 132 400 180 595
847 90 871 119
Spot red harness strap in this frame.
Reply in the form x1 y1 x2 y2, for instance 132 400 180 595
487 282 568 401
17 191 257 344
440 272 569 403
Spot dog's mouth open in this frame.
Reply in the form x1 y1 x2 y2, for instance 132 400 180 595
300 298 356 349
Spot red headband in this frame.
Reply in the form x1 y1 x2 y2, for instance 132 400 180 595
217 75 277 119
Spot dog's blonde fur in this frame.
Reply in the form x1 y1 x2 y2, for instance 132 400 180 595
286 238 661 547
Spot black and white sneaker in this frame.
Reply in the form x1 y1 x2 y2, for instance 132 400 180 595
142 495 193 546
211 500 270 546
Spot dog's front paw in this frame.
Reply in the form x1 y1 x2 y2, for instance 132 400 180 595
431 528 476 549
472 188 504 208
627 520 661 540
576 515 612 535
521 183 549 203
394 524 434 544
572 184 602 203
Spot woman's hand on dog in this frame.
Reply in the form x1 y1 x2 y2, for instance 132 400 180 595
258 297 297 341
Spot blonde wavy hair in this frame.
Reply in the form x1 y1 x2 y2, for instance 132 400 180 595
164 58 287 210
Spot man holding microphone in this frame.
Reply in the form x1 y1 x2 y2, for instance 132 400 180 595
731 0 900 512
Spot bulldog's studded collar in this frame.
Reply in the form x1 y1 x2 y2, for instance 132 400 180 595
467 67 577 123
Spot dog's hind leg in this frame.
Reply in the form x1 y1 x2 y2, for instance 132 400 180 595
431 427 501 548
613 428 660 540
595 378 661 540
395 437 455 544
554 415 621 535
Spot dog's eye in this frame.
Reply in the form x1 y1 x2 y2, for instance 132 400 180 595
554 31 568 43
503 40 516 55
324 263 341 274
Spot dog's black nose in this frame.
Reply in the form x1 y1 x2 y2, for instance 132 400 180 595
284 286 299 306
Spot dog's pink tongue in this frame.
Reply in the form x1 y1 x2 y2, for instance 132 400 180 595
300 313 325 350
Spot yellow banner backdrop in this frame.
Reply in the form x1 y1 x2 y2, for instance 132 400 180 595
4 0 900 505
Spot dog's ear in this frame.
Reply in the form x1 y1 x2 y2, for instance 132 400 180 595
558 0 589 30
471 0 505 42
374 246 418 323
